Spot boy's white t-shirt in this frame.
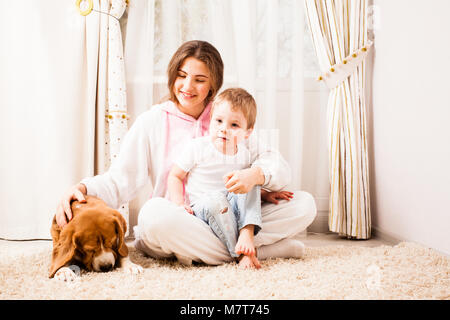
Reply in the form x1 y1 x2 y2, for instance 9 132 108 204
174 136 251 205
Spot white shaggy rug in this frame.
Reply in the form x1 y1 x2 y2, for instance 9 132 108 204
0 242 448 300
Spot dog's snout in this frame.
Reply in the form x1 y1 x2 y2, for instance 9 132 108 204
100 263 113 272
92 250 115 272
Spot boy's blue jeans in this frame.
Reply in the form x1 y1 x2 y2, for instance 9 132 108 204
191 186 262 258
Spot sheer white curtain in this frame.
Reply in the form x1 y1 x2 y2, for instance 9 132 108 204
146 0 308 191
0 0 97 239
0 0 328 240
123 0 329 233
0 0 128 239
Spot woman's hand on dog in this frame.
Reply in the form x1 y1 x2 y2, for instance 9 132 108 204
56 183 87 228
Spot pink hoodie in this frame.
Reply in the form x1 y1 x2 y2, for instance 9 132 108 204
152 101 212 199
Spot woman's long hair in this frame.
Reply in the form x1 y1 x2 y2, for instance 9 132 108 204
166 40 224 106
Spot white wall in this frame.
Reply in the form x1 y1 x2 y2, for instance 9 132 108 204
369 0 450 255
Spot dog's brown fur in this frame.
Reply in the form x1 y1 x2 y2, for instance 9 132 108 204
49 196 128 278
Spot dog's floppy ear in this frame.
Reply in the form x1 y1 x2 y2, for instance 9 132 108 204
49 226 78 278
112 211 128 257
50 215 62 247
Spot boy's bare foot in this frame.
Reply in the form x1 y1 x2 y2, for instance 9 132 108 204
237 254 261 269
235 225 261 269
235 225 256 256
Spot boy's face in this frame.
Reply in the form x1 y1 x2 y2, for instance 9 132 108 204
209 101 252 154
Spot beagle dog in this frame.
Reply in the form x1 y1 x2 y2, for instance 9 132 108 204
49 195 143 280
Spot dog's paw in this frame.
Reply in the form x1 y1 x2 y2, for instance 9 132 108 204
124 262 144 275
54 266 79 282
121 257 143 275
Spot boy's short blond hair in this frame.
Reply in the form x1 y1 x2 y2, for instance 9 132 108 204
211 88 257 129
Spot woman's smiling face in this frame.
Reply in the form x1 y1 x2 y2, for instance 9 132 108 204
173 57 212 119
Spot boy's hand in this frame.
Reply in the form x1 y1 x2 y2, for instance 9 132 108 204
183 204 194 215
223 167 264 194
261 190 293 204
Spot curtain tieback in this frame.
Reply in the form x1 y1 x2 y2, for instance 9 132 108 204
318 40 373 89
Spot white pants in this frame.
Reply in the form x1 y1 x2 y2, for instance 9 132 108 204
134 191 317 265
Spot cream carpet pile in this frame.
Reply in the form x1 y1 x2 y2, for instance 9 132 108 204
0 241 448 300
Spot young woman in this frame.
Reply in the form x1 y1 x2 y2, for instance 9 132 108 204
55 40 317 266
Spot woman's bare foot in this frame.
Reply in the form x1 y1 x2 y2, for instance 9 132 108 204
237 254 261 269
235 225 256 256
